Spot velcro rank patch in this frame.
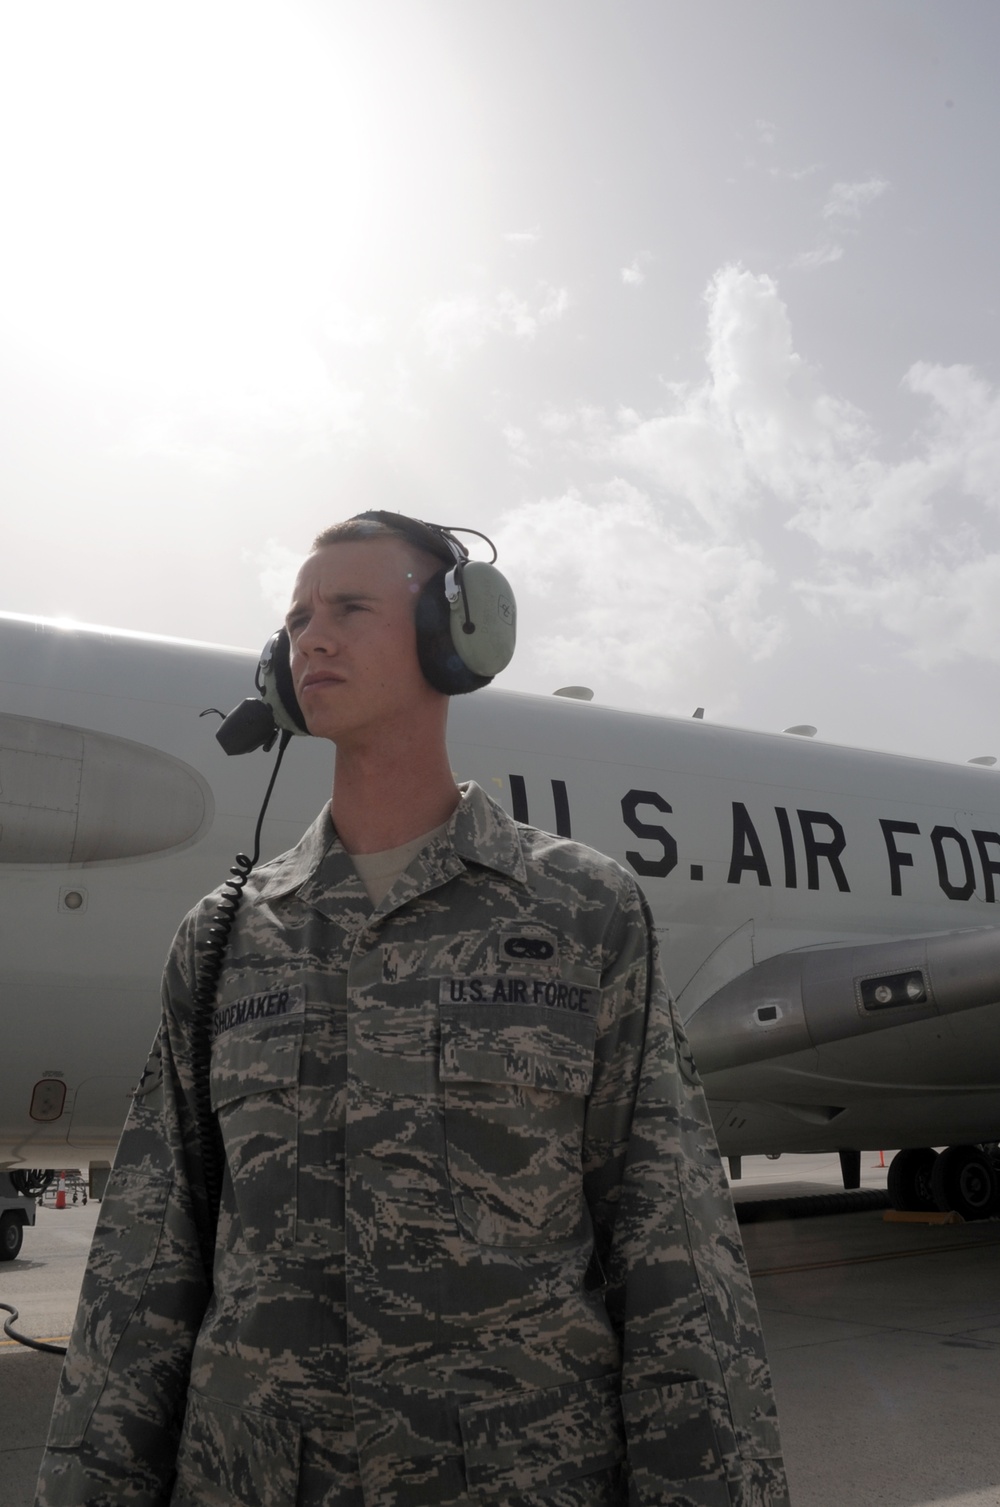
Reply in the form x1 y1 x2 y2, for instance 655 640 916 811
496 927 559 967
213 983 305 1038
441 976 595 1014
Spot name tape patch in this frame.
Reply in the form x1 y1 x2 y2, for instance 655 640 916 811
441 976 595 1014
213 983 305 1038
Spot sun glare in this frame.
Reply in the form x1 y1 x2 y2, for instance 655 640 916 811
0 3 472 414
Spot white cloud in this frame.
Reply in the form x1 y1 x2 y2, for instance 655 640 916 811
598 266 949 559
794 358 1000 666
769 163 820 182
755 119 777 147
808 553 1000 670
320 302 386 347
785 178 886 272
789 359 1000 556
790 243 844 270
115 332 365 470
493 485 782 707
904 361 1000 502
504 228 542 246
621 251 652 287
609 266 877 537
538 406 583 436
497 263 1000 699
502 424 533 467
421 285 569 365
539 286 570 323
822 177 889 221
254 539 304 615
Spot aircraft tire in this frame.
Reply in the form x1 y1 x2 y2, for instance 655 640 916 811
886 1147 938 1211
931 1144 1000 1220
0 1212 24 1261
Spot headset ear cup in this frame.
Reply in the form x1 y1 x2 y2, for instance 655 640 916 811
448 561 516 677
272 629 309 730
415 568 491 695
261 628 309 733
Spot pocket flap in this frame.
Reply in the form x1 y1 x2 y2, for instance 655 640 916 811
459 1374 623 1500
175 1390 300 1507
440 999 596 1095
622 1380 730 1506
210 989 304 1110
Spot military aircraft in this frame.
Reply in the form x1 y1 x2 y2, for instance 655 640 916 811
3 609 1000 1226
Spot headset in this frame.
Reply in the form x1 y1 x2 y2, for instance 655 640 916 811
216 511 516 756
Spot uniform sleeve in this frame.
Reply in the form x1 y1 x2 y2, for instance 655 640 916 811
35 917 212 1507
583 885 789 1507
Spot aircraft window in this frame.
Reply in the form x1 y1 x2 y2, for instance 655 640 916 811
756 1006 779 1022
0 714 213 864
859 971 927 1011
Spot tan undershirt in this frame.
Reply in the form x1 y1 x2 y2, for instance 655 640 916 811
350 820 451 906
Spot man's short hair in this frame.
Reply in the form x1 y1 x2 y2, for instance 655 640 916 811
311 516 451 571
312 517 394 550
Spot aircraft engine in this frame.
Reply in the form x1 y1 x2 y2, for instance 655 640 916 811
685 928 1000 1077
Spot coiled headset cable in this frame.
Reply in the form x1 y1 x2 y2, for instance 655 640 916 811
189 729 292 1279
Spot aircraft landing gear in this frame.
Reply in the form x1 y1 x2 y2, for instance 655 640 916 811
931 1145 1000 1220
888 1144 1000 1219
838 1149 861 1190
887 1147 938 1211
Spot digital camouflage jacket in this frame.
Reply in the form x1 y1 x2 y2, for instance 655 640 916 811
37 782 788 1507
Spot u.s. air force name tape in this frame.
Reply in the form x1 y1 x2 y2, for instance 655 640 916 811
211 978 595 1037
441 976 596 1013
213 983 305 1037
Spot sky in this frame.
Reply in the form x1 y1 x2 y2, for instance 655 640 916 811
3 0 1000 763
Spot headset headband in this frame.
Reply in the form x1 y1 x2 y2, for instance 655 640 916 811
348 511 500 569
348 511 504 643
215 511 516 754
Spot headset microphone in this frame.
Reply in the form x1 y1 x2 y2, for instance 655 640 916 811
215 698 281 756
215 628 309 754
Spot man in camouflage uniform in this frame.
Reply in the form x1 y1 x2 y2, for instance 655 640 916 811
37 515 788 1506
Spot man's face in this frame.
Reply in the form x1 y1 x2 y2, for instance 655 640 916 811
285 537 442 747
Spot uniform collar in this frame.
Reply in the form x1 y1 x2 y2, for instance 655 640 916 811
255 780 527 912
449 780 527 884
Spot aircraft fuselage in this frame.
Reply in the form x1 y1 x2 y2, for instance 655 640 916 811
4 614 1000 1170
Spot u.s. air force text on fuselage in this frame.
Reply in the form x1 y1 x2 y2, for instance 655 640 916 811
513 777 1000 904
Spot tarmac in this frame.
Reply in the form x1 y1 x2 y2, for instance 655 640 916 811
0 1194 96 1506
4 1153 1000 1506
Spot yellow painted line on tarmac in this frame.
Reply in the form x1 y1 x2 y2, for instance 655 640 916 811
0 1335 69 1349
751 1236 1000 1278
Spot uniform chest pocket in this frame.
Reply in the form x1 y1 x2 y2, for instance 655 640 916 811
211 1007 304 1254
439 995 597 1247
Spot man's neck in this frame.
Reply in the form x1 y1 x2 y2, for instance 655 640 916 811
330 743 460 855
